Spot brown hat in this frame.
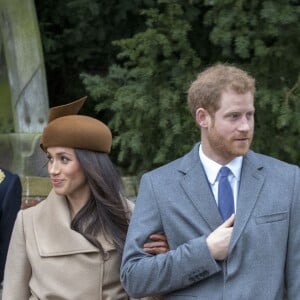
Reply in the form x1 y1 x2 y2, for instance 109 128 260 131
40 97 112 153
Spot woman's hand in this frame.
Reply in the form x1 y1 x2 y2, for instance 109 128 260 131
143 233 169 254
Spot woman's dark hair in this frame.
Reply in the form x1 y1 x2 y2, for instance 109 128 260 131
71 148 130 254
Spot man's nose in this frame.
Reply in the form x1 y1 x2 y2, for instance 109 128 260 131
238 116 252 131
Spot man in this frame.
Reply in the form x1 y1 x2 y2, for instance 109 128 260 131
120 64 300 299
0 168 22 296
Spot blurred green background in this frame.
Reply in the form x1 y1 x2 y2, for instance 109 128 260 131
14 0 300 175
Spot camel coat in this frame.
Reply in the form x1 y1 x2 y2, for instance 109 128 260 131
2 189 158 300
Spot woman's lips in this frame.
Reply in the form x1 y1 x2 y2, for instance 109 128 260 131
51 179 64 187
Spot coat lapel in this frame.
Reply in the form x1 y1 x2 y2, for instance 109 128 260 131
229 151 265 253
33 189 115 257
179 143 223 231
178 145 266 247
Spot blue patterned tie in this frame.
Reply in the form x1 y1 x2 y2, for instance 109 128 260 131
218 166 234 221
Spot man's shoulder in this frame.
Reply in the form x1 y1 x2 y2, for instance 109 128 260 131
0 168 21 204
149 157 182 174
0 167 19 178
143 143 200 179
247 150 299 171
0 168 21 188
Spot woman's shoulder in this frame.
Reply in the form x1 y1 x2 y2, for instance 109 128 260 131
21 198 48 216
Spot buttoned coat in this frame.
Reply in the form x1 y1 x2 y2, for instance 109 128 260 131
121 143 300 299
2 189 158 300
0 168 22 283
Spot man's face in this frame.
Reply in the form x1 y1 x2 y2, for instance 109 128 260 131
200 89 255 164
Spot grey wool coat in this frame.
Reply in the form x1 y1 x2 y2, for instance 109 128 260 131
121 143 300 300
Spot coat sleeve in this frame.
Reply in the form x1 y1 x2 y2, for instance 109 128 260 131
285 166 300 298
2 210 31 300
120 174 220 298
0 172 22 282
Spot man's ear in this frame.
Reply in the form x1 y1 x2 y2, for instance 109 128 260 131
196 108 209 128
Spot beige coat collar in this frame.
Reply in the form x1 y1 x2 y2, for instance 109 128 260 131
33 189 115 257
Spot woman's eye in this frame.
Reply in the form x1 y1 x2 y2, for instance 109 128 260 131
61 156 70 163
46 154 53 162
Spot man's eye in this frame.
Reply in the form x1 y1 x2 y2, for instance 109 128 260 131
247 112 254 119
230 113 239 119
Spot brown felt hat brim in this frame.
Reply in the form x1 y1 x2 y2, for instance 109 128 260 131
40 115 112 153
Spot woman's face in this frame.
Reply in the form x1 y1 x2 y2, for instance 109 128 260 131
47 147 89 202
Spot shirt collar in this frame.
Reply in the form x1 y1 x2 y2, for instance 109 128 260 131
199 144 243 184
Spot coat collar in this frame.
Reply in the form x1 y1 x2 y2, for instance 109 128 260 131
178 143 223 231
178 143 266 251
33 189 115 257
229 150 265 252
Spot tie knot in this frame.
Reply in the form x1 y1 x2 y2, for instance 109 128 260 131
219 166 231 178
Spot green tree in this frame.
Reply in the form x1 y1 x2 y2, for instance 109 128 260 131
203 0 300 164
35 0 147 106
82 0 201 175
36 0 300 173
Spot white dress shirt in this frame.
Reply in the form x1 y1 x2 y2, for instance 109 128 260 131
199 144 243 212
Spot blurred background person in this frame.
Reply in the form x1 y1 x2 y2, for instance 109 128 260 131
0 168 22 298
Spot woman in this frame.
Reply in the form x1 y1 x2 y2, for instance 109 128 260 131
2 97 168 300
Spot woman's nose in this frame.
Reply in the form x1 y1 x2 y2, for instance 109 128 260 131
48 160 60 175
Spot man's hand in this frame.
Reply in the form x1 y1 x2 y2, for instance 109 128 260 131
206 214 235 260
143 233 170 254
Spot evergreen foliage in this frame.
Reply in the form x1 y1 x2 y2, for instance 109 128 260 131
35 0 146 106
36 0 300 174
82 0 201 175
202 0 300 164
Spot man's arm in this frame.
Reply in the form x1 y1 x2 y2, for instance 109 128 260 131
285 166 300 298
120 174 221 298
